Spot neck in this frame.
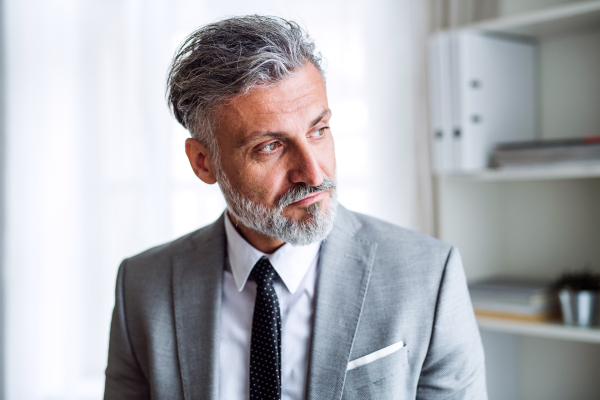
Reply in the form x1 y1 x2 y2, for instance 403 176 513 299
227 212 285 254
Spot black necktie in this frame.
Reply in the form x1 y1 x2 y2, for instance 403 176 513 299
249 257 282 400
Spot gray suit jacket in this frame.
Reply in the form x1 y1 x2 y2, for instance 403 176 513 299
104 205 487 399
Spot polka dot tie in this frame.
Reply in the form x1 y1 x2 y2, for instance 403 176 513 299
249 257 282 400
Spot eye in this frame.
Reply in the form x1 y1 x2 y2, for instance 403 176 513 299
310 127 328 138
259 141 280 153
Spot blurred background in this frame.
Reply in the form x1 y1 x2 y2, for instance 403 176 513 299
2 0 600 399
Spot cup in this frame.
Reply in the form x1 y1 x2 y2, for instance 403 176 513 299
558 289 598 327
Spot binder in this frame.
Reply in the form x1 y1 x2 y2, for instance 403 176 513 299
449 32 463 172
429 32 537 172
429 34 444 173
455 32 537 171
429 33 455 173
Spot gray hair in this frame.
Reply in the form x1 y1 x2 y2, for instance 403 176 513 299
166 15 323 158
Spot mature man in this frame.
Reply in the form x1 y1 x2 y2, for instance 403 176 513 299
104 16 487 400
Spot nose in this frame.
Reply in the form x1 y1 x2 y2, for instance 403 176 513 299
288 141 324 187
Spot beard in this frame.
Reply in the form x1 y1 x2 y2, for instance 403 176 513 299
215 166 338 246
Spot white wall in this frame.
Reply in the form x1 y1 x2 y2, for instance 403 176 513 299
499 0 579 16
541 29 600 140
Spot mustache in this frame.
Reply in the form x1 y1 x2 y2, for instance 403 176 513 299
277 176 336 208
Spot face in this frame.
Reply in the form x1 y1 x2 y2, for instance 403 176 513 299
208 63 337 244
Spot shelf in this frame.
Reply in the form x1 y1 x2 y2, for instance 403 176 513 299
438 162 600 181
477 316 600 344
456 1 600 38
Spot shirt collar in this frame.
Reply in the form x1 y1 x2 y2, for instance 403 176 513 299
224 212 321 294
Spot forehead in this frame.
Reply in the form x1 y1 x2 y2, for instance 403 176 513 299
215 63 328 138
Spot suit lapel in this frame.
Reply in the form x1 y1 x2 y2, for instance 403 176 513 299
172 214 225 400
307 206 378 399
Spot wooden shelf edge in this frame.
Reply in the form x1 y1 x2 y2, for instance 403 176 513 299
477 316 600 344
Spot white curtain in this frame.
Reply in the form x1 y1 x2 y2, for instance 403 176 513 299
3 0 432 398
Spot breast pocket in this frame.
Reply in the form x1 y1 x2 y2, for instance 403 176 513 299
342 344 409 400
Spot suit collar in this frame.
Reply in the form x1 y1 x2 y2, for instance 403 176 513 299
307 205 378 399
172 213 225 400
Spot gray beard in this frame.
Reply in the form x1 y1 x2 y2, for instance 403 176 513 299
216 168 338 246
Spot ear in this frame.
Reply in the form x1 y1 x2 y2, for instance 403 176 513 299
185 138 217 184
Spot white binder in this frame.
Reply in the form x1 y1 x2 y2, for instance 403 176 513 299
429 34 444 173
429 32 537 172
429 33 455 173
455 32 537 171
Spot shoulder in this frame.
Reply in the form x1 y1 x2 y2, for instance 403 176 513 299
340 207 453 262
119 213 226 284
334 206 456 293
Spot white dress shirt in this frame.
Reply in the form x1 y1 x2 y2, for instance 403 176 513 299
219 213 321 400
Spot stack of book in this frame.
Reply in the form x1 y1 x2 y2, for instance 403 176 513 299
469 277 559 322
490 136 600 168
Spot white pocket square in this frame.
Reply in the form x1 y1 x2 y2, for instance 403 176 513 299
346 341 404 371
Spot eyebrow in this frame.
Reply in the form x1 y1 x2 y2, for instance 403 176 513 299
236 108 332 149
309 109 332 128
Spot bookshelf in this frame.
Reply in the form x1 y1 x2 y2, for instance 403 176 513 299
432 1 600 399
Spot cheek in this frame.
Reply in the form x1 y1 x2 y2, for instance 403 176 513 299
320 136 336 176
226 161 286 201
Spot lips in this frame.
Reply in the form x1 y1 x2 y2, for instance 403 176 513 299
290 190 326 206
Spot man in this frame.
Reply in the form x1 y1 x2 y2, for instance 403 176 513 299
104 15 486 400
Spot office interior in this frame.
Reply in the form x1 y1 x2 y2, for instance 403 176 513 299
1 0 600 399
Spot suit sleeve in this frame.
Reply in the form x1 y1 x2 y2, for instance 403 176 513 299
416 247 488 400
104 260 151 399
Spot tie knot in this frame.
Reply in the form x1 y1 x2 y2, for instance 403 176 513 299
250 257 278 287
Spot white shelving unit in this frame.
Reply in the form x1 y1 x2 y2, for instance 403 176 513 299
433 1 600 399
477 317 600 344
442 161 600 181
463 1 600 37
